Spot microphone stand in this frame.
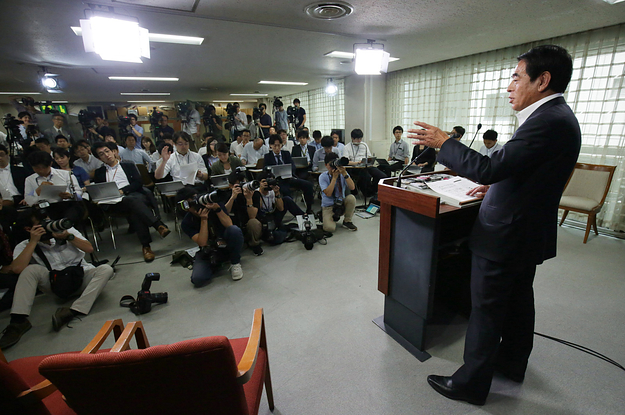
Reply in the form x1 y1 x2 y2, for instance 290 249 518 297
468 124 483 149
396 147 430 188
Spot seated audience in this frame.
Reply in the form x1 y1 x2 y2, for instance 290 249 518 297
197 132 213 157
264 126 277 146
176 186 244 285
387 126 411 172
92 142 170 262
202 137 220 169
35 137 53 155
412 143 437 173
231 130 251 158
291 129 316 179
331 130 345 157
142 136 157 161
319 153 357 233
0 144 28 205
278 129 294 153
54 135 72 152
73 139 103 179
312 130 323 151
155 132 208 188
344 129 388 196
44 114 72 143
224 170 263 256
52 148 90 188
241 137 268 166
119 134 154 172
312 135 341 171
264 135 314 214
0 209 113 349
479 129 503 157
211 143 243 175
448 125 465 141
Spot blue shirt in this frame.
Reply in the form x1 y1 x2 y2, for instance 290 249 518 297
131 125 144 148
319 171 348 207
71 166 89 188
275 110 288 130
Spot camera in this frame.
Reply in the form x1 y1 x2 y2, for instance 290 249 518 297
242 180 260 192
78 110 97 129
332 199 345 222
199 240 227 270
329 156 350 170
252 107 261 121
226 103 238 116
286 105 298 124
301 214 316 250
149 107 163 127
22 97 38 108
273 97 283 108
176 101 191 121
134 273 168 315
41 218 73 234
177 190 229 211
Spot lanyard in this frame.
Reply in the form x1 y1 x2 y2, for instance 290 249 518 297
107 164 120 182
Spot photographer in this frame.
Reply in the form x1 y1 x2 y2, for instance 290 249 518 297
128 114 144 147
176 187 244 284
292 99 306 129
224 171 264 256
320 153 357 232
256 103 272 138
255 171 304 244
205 105 224 141
233 102 248 132
0 209 113 349
90 116 116 142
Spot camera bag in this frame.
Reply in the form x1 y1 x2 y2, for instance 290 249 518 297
34 245 84 299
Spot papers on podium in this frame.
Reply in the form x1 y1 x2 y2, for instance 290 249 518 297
406 176 482 207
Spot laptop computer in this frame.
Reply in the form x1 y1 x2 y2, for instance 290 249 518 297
269 164 293 179
355 203 380 219
317 161 328 172
86 182 122 203
292 157 309 169
211 174 230 189
155 180 184 196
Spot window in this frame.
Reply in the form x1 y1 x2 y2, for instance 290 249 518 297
282 79 345 136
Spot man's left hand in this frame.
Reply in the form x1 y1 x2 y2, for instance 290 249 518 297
205 202 220 211
407 121 450 149
52 230 71 240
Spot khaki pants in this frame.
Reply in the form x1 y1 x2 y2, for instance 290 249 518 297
11 264 113 316
321 194 356 232
245 218 263 247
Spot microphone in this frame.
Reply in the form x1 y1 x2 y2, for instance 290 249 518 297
396 147 431 188
468 123 483 149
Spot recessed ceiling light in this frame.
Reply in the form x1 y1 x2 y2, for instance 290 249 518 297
72 27 203 45
305 2 354 20
109 77 179 81
120 92 171 96
0 92 41 95
127 100 167 103
324 50 400 62
230 93 268 97
258 81 308 86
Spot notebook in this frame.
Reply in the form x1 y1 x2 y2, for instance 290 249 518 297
269 164 293 179
355 203 380 219
211 174 230 189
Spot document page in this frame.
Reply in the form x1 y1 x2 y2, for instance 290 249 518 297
39 185 68 202
426 177 480 203
179 163 199 185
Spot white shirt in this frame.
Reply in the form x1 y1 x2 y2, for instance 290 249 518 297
161 151 207 184
74 154 104 174
0 165 20 196
515 93 563 127
235 111 248 131
479 142 503 158
24 168 82 206
183 109 201 135
0 185 11 201
344 142 371 163
13 227 94 271
231 141 247 157
105 161 130 190
241 142 269 166
333 142 345 157
197 146 207 157
259 190 277 213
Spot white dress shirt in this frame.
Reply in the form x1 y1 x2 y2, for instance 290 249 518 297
24 168 82 206
13 227 94 271
479 142 503 158
515 93 563 127
241 142 269 166
161 151 207 184
0 165 20 196
344 142 371 163
105 161 130 190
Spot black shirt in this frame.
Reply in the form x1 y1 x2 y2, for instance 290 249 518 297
180 202 228 240
295 107 306 129
227 191 261 227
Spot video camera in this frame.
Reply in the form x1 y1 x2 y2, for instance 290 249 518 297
134 273 168 315
2 114 22 139
286 105 298 124
252 107 261 121
225 103 238 116
149 107 164 128
273 97 283 109
78 110 97 129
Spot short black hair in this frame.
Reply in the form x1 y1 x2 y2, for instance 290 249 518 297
52 148 73 166
125 133 136 142
74 139 90 149
351 129 364 139
161 114 168 120
324 152 339 164
241 129 251 135
27 150 53 167
453 126 465 136
162 132 173 142
35 137 50 145
321 136 334 148
276 129 287 135
157 142 173 154
175 186 197 204
297 130 309 139
293 98 300 104
518 44 573 93
393 125 403 134
312 130 322 139
233 130 242 140
215 143 229 154
17 111 30 119
259 103 267 110
202 132 214 139
0 144 8 154
257 170 274 182
92 141 117 157
173 131 191 143
268 135 282 145
483 130 498 141
54 135 69 143
128 114 138 120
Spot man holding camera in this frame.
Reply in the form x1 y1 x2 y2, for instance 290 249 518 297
320 153 357 232
256 104 272 139
90 116 116 142
128 114 144 148
225 171 264 256
176 187 244 284
0 209 113 349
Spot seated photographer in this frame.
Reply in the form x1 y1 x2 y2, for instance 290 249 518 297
312 135 341 171
24 150 85 224
320 153 357 232
224 170 263 256
264 135 315 214
92 142 170 262
241 137 268 167
255 171 304 245
154 132 208 190
119 134 155 172
73 139 103 179
344 128 388 197
211 143 243 175
291 129 316 179
0 208 113 350
176 187 244 285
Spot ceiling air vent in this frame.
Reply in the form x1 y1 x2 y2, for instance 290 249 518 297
305 2 354 20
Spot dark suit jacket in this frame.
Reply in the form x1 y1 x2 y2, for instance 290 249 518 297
412 145 436 173
437 97 580 264
264 150 297 176
291 144 316 167
9 165 28 203
93 161 144 195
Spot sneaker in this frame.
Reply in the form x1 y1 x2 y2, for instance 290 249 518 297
251 245 264 256
342 221 358 231
52 307 75 332
230 263 243 281
0 320 32 349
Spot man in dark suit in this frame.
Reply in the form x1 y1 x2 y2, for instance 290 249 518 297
264 134 315 214
44 114 73 144
291 129 316 179
409 45 581 405
92 142 170 262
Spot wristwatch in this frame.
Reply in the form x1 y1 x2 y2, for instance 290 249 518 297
66 234 75 241
247 204 254 208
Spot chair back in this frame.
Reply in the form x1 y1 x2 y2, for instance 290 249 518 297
39 336 250 415
562 163 616 207
0 357 52 415
255 158 264 170
135 163 154 188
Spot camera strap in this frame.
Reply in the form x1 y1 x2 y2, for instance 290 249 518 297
119 295 142 315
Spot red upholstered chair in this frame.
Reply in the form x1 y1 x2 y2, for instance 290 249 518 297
39 308 274 415
0 319 124 415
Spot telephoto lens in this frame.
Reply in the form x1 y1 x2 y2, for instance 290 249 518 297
41 218 73 233
330 156 349 169
242 180 260 191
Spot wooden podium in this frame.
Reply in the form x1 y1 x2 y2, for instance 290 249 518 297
373 173 480 361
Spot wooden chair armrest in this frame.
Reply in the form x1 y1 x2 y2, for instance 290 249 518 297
237 308 264 384
111 321 150 352
16 379 57 405
81 319 125 354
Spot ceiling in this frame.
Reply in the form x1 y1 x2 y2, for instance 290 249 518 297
0 0 624 105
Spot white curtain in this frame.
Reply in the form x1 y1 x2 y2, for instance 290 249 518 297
282 79 345 136
387 24 625 231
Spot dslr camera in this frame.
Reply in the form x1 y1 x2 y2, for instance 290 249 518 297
332 199 345 222
133 273 168 315
329 156 349 170
177 190 230 212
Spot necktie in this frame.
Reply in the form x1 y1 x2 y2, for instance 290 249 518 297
276 154 282 165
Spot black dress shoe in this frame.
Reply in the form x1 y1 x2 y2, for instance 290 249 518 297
427 375 486 406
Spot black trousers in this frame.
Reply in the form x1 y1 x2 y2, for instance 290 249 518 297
279 178 314 210
451 253 537 398
102 193 160 246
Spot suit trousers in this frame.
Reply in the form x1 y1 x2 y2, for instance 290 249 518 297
11 264 113 316
451 254 537 398
104 193 160 246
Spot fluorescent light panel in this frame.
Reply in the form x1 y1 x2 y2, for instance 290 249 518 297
109 77 179 81
354 49 390 75
51 101 68 103
325 50 400 62
127 100 167 103
230 93 268 97
0 92 41 95
71 27 203 45
120 92 171 96
80 17 149 63
258 81 308 86
213 100 257 103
